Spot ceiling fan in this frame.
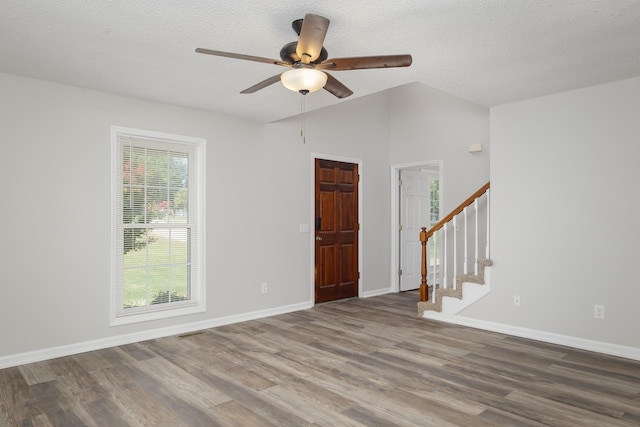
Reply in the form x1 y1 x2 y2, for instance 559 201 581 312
196 13 412 98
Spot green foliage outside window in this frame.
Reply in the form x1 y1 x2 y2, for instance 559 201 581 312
122 147 188 255
430 179 440 223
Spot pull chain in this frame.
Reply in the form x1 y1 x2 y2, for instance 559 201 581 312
300 93 306 144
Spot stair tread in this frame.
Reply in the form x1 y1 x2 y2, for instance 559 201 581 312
418 258 493 317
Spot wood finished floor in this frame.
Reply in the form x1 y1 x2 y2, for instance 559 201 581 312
2 292 640 426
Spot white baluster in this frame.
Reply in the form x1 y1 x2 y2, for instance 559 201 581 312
474 198 479 275
429 235 437 304
463 207 468 274
486 189 490 258
438 228 443 292
431 232 437 295
453 216 457 289
443 222 448 290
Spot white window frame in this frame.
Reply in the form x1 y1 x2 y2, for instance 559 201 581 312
110 126 206 326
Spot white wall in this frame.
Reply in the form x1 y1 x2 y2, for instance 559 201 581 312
263 94 394 297
0 72 391 361
388 83 490 290
463 76 640 349
0 73 496 365
389 82 490 212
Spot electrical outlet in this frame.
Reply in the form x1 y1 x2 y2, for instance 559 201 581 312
261 283 268 294
513 295 521 307
594 304 604 319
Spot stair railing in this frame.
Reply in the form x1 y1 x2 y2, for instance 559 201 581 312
420 182 490 302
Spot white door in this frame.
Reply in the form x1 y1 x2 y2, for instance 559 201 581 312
399 168 441 291
399 170 430 291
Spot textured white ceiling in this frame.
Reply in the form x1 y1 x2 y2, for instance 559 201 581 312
1 0 639 122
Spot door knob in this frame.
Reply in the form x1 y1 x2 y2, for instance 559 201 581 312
315 236 323 241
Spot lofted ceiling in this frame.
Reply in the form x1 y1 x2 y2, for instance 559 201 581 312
1 1 639 123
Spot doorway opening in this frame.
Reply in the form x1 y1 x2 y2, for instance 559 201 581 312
391 161 442 292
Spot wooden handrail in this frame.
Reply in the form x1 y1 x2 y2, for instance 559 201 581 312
419 181 490 302
423 181 490 240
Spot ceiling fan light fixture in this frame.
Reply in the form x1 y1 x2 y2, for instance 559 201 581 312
281 68 327 94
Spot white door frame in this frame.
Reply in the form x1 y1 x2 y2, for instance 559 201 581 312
390 160 443 292
310 153 363 303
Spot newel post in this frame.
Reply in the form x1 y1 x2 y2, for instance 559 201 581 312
419 227 428 301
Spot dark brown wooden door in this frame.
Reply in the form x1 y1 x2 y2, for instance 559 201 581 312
315 159 359 303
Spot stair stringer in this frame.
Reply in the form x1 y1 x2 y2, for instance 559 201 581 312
417 258 493 318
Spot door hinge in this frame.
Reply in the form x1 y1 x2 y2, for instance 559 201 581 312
398 179 403 187
398 224 403 231
358 223 361 231
398 269 403 276
358 272 361 279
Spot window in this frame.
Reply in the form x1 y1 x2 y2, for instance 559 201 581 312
427 174 440 268
429 178 440 224
111 126 205 325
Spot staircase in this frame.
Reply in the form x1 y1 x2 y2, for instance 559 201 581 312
417 182 492 318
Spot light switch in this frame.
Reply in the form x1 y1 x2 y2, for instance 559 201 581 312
299 223 310 233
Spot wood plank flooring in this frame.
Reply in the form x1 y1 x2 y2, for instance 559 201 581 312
1 291 640 426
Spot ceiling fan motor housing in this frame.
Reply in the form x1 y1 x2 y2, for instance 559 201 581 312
280 42 328 64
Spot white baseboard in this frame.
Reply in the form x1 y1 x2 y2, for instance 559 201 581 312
428 314 640 362
360 287 394 298
0 301 313 370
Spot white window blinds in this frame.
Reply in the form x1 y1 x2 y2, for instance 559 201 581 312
111 127 205 325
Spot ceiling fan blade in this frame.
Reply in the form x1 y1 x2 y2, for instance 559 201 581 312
296 14 330 64
323 73 353 98
196 48 290 67
240 73 283 94
318 54 413 71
